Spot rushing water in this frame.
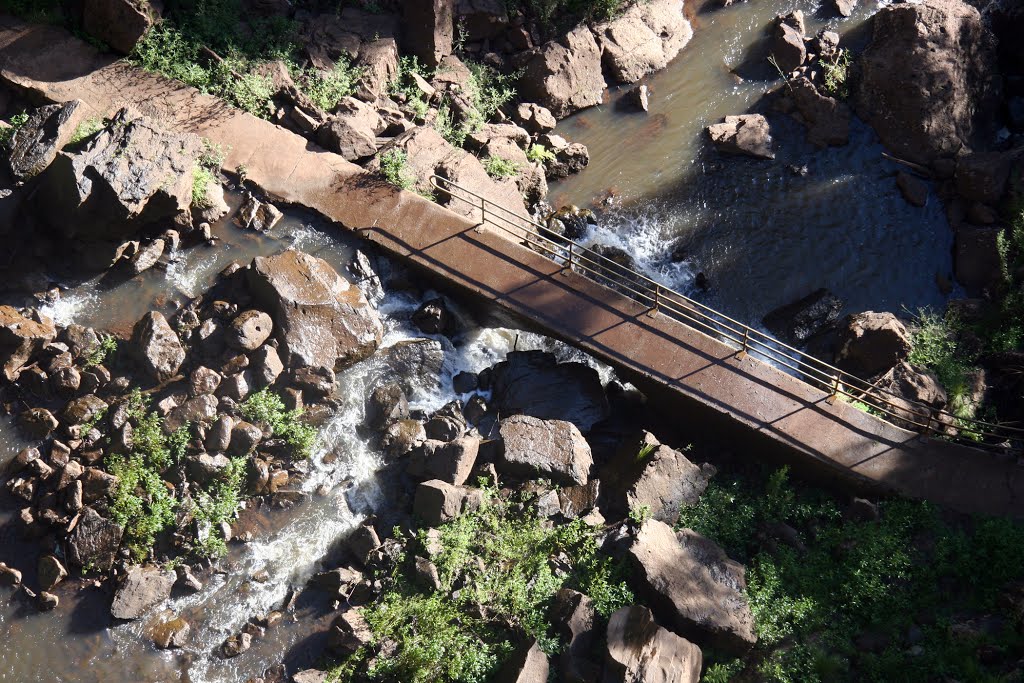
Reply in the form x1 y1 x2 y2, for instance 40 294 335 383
551 0 956 327
0 199 614 683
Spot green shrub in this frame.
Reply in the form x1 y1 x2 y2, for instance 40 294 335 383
242 388 318 459
191 165 216 208
379 148 415 190
511 0 625 31
66 117 105 147
107 452 178 562
679 467 1024 683
0 111 28 149
483 155 518 179
907 308 979 429
389 56 434 120
83 334 118 368
821 49 851 100
189 456 246 557
526 143 556 164
296 59 363 112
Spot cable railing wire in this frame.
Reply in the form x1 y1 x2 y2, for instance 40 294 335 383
429 175 1023 452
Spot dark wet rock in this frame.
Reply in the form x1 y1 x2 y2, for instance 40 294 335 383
604 605 703 683
5 447 40 475
222 632 252 658
83 0 156 53
498 415 593 486
834 311 912 378
609 432 715 525
8 100 86 180
707 114 774 159
188 453 232 484
0 306 56 381
236 195 284 232
402 0 454 67
896 171 929 207
621 84 650 112
38 555 67 592
413 479 468 526
247 250 383 373
151 616 191 649
517 26 607 119
42 108 201 242
165 394 219 432
379 339 445 394
412 297 455 336
769 16 806 74
854 0 998 166
763 288 843 344
61 326 101 366
594 0 693 84
19 408 59 439
366 383 410 429
59 394 108 427
316 114 379 162
0 563 23 586
955 225 1003 296
110 565 175 620
347 524 381 564
175 565 204 593
126 238 165 276
546 205 597 240
558 480 600 519
131 311 186 382
486 350 609 432
425 402 467 441
495 640 549 683
832 0 856 17
551 589 599 683
452 371 478 394
457 0 508 41
788 77 850 147
227 310 273 351
956 152 1011 204
290 366 336 398
381 419 427 458
81 467 120 503
37 592 59 612
629 520 756 653
312 566 362 591
190 366 222 397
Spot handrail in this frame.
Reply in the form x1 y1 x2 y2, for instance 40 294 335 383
429 175 1024 452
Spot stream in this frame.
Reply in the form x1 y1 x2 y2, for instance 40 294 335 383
550 0 956 327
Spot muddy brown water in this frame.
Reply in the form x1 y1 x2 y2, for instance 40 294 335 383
551 0 956 329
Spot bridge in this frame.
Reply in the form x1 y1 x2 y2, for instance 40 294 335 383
1 17 1022 518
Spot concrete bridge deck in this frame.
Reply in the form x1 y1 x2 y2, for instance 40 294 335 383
1 17 1021 518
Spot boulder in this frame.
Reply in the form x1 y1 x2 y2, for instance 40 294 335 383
19 408 59 438
628 520 756 653
355 37 401 102
603 605 702 683
227 310 273 351
378 339 445 394
834 311 912 378
832 0 856 17
59 394 108 427
415 435 480 485
164 394 219 432
486 350 609 432
788 77 850 147
956 152 1011 204
707 115 774 160
381 419 427 458
594 0 692 84
769 20 806 74
854 0 999 166
42 108 202 242
413 479 468 526
762 288 843 344
130 312 186 382
517 26 607 119
81 467 120 503
247 250 384 373
365 383 410 429
38 555 67 592
611 432 714 524
412 297 455 336
228 421 263 456
111 566 176 620
67 507 123 571
236 195 284 232
874 361 947 428
954 226 1003 296
0 306 56 381
327 609 374 654
126 238 165 275
551 589 599 683
83 0 156 54
495 640 549 683
498 415 593 486
371 126 529 219
513 103 557 134
403 0 454 67
151 616 191 649
621 84 650 112
8 100 86 180
896 171 929 207
251 346 284 387
316 116 378 161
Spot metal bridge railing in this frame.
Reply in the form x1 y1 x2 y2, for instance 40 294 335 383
429 175 1024 453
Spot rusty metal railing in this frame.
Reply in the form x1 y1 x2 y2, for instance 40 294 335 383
429 174 1024 453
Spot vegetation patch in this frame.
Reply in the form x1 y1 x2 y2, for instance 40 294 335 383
526 143 556 164
483 155 518 179
821 49 852 100
331 484 633 682
241 388 318 459
66 117 106 147
0 111 28 150
679 466 1024 682
379 148 415 190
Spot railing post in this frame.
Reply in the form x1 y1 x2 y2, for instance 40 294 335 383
652 284 660 315
738 328 749 359
828 374 840 403
564 242 574 274
480 196 486 226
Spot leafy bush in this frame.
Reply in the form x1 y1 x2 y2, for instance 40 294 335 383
433 60 518 149
189 456 246 557
83 334 118 368
296 59 363 112
242 388 318 459
66 117 105 147
389 56 433 120
107 452 178 562
526 143 556 164
821 49 851 100
192 166 216 208
907 308 978 427
679 467 1024 683
0 111 28 150
379 148 416 190
509 0 625 31
483 155 518 179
